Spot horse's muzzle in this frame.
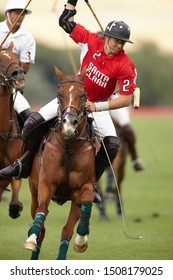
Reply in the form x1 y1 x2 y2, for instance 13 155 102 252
62 113 79 139
11 69 25 90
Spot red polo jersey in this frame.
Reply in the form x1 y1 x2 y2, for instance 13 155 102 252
70 24 137 102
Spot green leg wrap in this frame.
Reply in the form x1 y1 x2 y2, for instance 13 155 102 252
28 213 46 237
77 203 92 236
57 238 69 260
30 240 42 260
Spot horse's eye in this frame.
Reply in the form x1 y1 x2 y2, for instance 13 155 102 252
80 93 86 100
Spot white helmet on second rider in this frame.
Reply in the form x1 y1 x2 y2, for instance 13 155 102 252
5 0 32 15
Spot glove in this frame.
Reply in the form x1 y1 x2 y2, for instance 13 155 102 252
67 0 78 5
59 8 77 34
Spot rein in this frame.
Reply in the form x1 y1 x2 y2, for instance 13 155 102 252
0 61 19 84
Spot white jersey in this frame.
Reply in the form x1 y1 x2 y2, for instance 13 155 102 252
0 20 36 113
0 20 36 64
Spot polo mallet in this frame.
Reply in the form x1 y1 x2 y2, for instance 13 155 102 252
133 87 140 109
0 0 33 48
84 0 104 32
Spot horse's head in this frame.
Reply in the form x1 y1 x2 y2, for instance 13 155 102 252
0 42 25 90
54 65 87 139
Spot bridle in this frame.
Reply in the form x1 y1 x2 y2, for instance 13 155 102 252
0 47 25 87
0 62 24 87
57 79 87 127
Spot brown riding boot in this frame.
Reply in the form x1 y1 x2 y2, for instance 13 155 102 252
0 151 34 180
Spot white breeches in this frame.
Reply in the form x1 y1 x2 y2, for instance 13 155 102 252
38 98 117 140
39 98 59 120
109 93 131 127
89 111 117 140
110 107 130 127
13 91 30 114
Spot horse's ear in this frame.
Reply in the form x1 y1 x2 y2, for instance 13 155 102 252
79 66 86 82
54 65 65 81
8 41 14 51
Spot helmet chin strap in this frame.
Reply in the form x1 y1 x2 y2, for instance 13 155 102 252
106 44 110 52
6 12 14 27
105 37 112 55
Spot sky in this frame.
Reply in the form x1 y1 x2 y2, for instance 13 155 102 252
0 0 173 54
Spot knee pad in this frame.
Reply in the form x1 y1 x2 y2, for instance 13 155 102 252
99 136 120 163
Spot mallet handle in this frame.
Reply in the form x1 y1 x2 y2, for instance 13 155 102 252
133 87 140 109
84 0 104 32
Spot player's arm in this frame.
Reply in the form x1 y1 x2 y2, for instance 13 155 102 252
59 0 78 33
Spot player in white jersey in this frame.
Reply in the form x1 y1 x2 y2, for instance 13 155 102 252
0 0 36 123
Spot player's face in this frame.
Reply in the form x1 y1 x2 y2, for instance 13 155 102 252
7 9 26 27
104 37 126 55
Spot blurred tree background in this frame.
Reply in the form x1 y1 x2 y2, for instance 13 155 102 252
24 42 173 107
1 12 173 106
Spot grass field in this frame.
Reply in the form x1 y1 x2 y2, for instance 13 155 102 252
0 116 173 260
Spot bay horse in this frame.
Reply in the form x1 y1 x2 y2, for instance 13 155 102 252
0 43 25 218
23 66 95 260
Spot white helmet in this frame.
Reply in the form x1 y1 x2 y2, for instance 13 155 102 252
5 0 32 15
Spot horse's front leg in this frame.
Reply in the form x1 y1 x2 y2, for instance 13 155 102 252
9 179 23 219
57 202 80 260
23 179 52 255
73 184 93 253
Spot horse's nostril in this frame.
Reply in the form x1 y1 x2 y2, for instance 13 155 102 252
73 120 78 126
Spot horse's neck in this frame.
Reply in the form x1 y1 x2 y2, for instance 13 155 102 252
0 86 16 132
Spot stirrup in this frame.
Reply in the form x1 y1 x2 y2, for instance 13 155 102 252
93 184 102 203
12 159 23 180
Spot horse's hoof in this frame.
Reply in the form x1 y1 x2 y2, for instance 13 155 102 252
9 202 23 219
23 234 37 252
100 213 109 221
73 242 88 253
73 234 88 253
23 241 37 252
